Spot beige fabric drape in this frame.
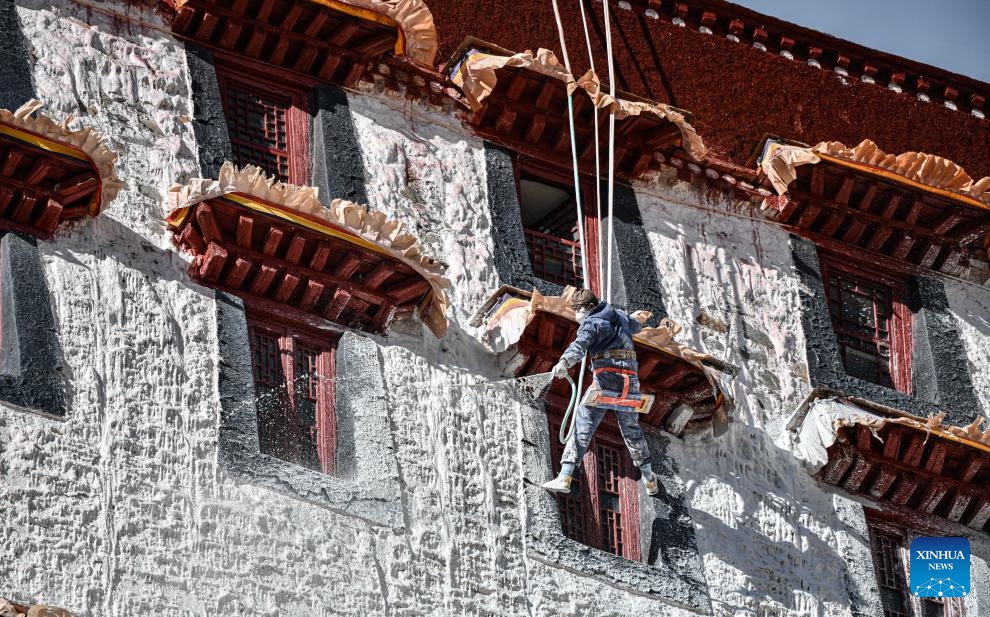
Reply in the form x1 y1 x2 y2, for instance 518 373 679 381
0 99 124 214
168 163 451 337
452 48 708 162
762 139 990 207
796 398 990 471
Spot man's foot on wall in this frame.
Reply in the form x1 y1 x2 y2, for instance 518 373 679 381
644 475 661 496
542 474 573 494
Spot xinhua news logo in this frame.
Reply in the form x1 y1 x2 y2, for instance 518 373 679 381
910 537 970 598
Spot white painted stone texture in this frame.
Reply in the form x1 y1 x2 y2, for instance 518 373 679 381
0 2 988 617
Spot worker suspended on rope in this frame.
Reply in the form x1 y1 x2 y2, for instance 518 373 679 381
542 288 661 496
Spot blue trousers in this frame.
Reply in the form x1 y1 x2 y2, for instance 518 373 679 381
561 370 652 468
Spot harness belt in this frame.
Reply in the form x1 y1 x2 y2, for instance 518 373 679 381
592 367 636 377
584 365 654 413
592 349 636 361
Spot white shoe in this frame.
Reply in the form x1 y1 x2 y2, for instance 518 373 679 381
542 474 573 494
644 475 661 496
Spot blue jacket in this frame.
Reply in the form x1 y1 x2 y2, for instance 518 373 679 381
561 301 642 370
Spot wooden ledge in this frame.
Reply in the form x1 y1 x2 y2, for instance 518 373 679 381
168 192 437 336
822 420 990 535
446 41 701 180
795 396 990 535
758 140 990 282
478 286 728 434
164 0 405 86
0 123 104 239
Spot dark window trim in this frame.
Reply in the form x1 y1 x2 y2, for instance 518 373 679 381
819 250 914 394
483 142 668 323
790 235 981 426
247 311 338 475
216 291 402 527
189 44 401 527
214 56 311 185
0 232 66 417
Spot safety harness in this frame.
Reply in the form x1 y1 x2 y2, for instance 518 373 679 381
552 0 649 443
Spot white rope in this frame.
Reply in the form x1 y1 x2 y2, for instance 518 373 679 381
603 0 618 303
549 0 595 445
576 0 604 290
549 0 590 289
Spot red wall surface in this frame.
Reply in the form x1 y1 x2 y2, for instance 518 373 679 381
427 1 990 177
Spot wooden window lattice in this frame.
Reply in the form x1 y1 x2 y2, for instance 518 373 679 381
820 256 912 393
248 319 336 475
252 330 281 385
597 443 625 557
872 530 912 617
525 228 584 287
215 64 309 185
826 269 894 387
548 418 639 561
224 83 293 183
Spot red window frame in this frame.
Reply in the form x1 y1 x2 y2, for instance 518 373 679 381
214 59 310 185
548 412 642 561
247 311 337 475
865 511 965 617
818 252 913 393
515 159 603 295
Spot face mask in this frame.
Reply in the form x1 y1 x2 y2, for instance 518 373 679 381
574 308 589 323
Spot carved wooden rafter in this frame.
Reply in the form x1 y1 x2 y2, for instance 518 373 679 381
0 129 103 239
762 157 990 282
168 194 436 335
820 422 990 534
164 0 402 86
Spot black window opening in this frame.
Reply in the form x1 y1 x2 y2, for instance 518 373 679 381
818 250 916 394
518 174 584 288
865 511 963 617
247 317 337 475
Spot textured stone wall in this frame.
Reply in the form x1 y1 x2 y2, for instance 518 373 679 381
1 2 989 617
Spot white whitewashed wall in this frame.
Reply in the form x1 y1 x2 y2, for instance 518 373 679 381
0 2 988 616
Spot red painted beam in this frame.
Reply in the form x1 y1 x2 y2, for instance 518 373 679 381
249 264 279 296
198 242 229 282
236 215 254 248
333 250 363 279
384 277 430 303
299 279 326 311
285 233 307 264
226 256 253 289
324 287 352 321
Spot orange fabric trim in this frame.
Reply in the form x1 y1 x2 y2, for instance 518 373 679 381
309 0 405 56
817 152 990 211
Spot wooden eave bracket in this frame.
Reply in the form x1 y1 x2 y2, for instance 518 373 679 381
793 392 990 535
166 165 450 337
0 100 123 238
443 40 707 179
163 0 438 85
475 285 732 435
758 139 990 283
